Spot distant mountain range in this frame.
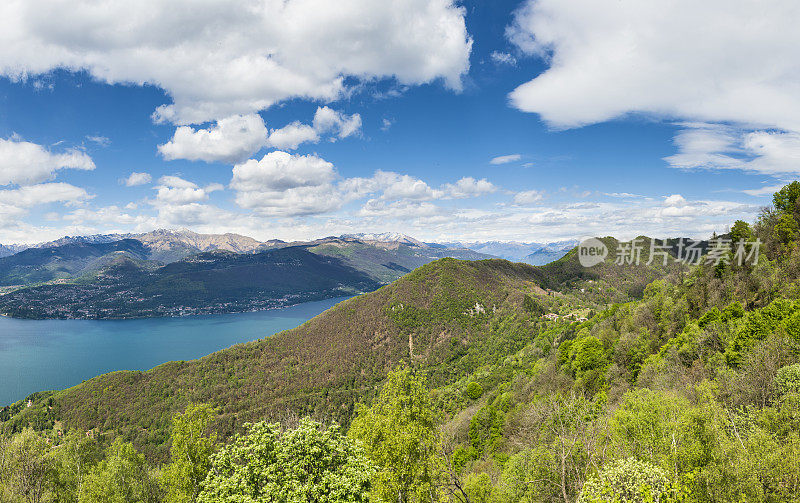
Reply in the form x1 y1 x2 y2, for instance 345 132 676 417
0 229 268 262
0 231 495 319
442 239 579 265
0 230 579 265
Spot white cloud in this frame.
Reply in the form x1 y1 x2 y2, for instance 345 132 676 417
86 135 110 147
231 151 336 193
490 51 516 66
0 137 95 186
513 190 544 205
0 0 471 125
228 152 498 217
605 192 642 199
0 183 90 207
379 172 442 201
507 0 800 131
230 151 341 215
381 118 394 131
490 154 521 165
443 177 496 199
312 106 362 139
154 176 223 205
123 172 152 187
266 122 320 151
664 123 800 176
158 114 269 163
358 198 441 219
663 194 688 207
266 107 362 150
742 184 786 197
64 205 152 227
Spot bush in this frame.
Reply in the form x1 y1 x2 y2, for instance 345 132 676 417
775 363 800 396
721 301 745 321
465 382 484 400
199 418 373 503
578 458 671 503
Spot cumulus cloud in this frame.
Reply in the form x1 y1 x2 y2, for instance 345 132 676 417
154 176 223 205
359 198 441 219
490 154 521 165
379 172 442 201
0 137 95 186
0 0 472 125
228 151 499 217
663 194 688 207
265 107 361 150
513 190 544 205
231 151 336 193
664 124 800 176
123 172 152 187
0 183 90 207
507 0 800 131
158 114 269 163
64 205 153 228
507 1 800 179
312 106 362 139
230 151 340 215
443 177 496 199
266 122 319 150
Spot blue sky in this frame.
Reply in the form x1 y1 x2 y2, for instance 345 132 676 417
0 0 796 244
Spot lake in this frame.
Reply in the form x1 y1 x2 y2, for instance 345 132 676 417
0 296 350 406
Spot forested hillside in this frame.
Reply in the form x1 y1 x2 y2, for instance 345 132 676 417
4 183 800 502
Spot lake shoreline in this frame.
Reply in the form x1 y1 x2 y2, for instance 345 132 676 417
0 296 350 406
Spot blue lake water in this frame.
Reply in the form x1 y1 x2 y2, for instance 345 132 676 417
0 296 350 406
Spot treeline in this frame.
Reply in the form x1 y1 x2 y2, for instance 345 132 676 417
8 359 799 502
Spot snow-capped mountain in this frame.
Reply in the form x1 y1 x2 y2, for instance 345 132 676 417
339 232 429 248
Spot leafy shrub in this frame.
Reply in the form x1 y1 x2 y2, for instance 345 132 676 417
463 472 493 503
697 307 720 328
775 363 800 396
570 336 608 375
465 382 484 400
469 402 504 456
199 418 372 503
523 294 545 316
721 301 745 321
783 310 800 342
578 458 671 503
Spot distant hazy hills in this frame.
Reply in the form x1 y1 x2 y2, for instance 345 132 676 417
0 230 497 319
0 229 268 262
442 239 579 265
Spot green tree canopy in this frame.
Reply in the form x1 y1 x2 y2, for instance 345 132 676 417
0 428 57 503
349 363 439 503
198 417 373 503
578 458 671 503
775 363 800 396
730 220 754 244
773 181 800 215
79 439 161 503
162 403 217 503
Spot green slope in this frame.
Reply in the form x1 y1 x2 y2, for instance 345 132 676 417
1 248 675 459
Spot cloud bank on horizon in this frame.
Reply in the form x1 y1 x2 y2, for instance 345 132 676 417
0 0 795 244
